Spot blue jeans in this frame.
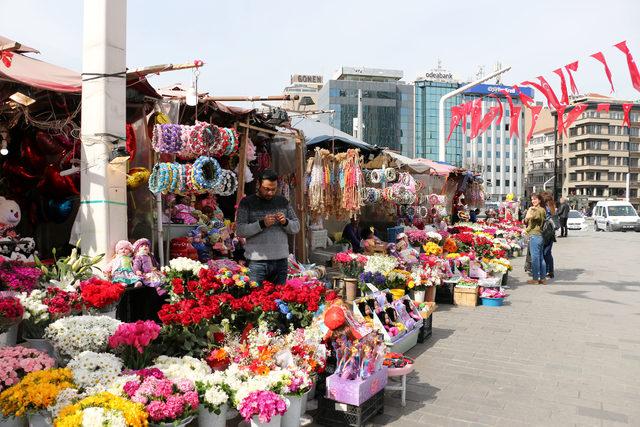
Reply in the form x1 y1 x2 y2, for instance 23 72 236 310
529 235 546 280
543 242 554 275
248 259 288 285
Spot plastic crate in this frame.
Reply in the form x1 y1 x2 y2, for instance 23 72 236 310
417 313 433 343
317 390 384 426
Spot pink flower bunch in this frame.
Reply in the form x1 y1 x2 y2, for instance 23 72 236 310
123 375 199 423
124 367 165 379
480 288 507 299
108 320 160 354
239 390 287 423
0 346 55 391
405 229 428 244
0 263 42 293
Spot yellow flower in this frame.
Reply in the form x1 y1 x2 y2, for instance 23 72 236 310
422 242 443 256
446 252 460 259
0 369 74 418
55 392 148 427
407 281 415 289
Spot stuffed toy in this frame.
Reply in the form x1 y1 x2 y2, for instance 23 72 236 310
132 238 164 293
0 196 21 237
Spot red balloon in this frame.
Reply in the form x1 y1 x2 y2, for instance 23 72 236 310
20 137 47 172
2 162 39 182
37 164 79 198
35 131 64 155
53 132 76 149
59 145 81 169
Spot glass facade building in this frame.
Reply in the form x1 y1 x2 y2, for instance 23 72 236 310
316 69 414 156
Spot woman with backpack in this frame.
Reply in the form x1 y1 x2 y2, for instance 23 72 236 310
541 193 558 279
524 193 547 284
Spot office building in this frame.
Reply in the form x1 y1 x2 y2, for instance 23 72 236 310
525 127 555 197
415 66 534 199
282 74 324 112
555 94 640 209
316 67 414 156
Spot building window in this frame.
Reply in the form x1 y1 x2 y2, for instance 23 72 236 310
496 179 501 186
505 180 510 187
496 165 501 173
486 165 491 172
569 173 577 182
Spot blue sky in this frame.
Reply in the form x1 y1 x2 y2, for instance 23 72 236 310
2 0 639 103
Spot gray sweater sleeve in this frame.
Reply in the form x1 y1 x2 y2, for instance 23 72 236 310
284 203 300 234
236 202 263 238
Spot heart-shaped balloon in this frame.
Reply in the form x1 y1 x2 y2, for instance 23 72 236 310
46 198 75 223
20 136 47 172
37 164 80 198
35 130 64 155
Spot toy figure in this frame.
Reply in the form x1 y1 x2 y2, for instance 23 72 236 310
402 299 423 322
393 300 417 331
132 238 164 293
0 196 21 238
381 309 399 337
105 240 141 286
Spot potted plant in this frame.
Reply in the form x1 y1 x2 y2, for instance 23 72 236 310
332 252 367 302
195 375 229 427
79 277 125 317
238 390 287 427
0 296 23 347
108 320 161 370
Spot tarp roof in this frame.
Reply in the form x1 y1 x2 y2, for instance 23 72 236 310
365 150 457 176
0 36 39 54
290 116 380 154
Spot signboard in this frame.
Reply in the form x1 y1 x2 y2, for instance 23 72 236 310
424 71 455 82
291 74 323 85
465 83 534 98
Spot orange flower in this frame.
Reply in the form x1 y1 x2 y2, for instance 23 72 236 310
443 238 457 253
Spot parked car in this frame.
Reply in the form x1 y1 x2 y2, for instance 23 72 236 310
566 210 587 230
593 201 640 232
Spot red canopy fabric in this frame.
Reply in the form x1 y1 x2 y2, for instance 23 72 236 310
0 52 81 93
415 158 457 176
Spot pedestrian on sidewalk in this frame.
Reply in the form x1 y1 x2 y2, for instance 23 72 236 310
557 197 570 237
524 194 547 284
542 193 558 279
236 169 300 285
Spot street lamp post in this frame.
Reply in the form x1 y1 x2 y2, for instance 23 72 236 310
438 67 511 162
543 176 555 191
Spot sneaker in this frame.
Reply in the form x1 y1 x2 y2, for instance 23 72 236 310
548 272 554 278
539 279 547 285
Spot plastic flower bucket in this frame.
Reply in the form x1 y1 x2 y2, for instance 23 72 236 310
481 297 504 307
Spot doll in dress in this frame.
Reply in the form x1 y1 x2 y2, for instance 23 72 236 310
132 238 164 293
105 240 141 287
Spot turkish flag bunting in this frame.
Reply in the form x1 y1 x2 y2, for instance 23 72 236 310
614 41 640 93
513 85 534 108
553 68 570 105
563 104 588 135
461 101 473 132
596 103 610 113
447 105 463 143
488 94 504 125
591 51 615 93
469 98 482 139
477 106 501 136
622 103 633 127
522 76 562 109
526 105 543 145
565 61 579 94
556 106 566 138
500 90 515 110
509 106 522 139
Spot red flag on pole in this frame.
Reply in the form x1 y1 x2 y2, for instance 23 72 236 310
565 61 579 95
477 106 501 136
526 105 543 145
500 90 521 139
513 85 534 108
461 101 473 133
488 93 504 125
556 105 566 138
469 98 482 139
563 104 588 134
596 103 610 114
553 68 570 105
591 52 615 93
614 40 640 93
447 105 463 143
522 76 562 109
622 103 633 127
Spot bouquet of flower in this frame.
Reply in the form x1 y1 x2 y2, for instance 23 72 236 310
482 258 512 275
426 231 443 243
0 295 23 333
34 245 104 292
409 256 447 291
196 371 230 415
0 346 55 392
422 242 443 256
473 235 495 259
122 374 199 424
238 390 287 423
79 277 125 313
161 257 205 283
358 271 386 291
45 315 121 362
405 229 428 245
457 278 478 288
151 355 212 383
0 368 74 417
333 251 367 278
363 254 398 276
18 287 82 339
451 232 475 253
54 391 148 427
443 238 457 254
386 269 411 289
108 320 161 369
480 288 507 299
280 368 312 396
67 351 123 392
0 262 42 293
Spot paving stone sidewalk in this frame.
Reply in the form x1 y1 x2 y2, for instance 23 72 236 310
369 230 640 426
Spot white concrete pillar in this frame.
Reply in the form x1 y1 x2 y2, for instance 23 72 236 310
80 0 128 259
490 112 497 198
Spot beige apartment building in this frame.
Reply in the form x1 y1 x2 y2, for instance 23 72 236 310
525 127 555 196
554 94 640 209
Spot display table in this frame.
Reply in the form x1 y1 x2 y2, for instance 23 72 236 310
385 363 415 407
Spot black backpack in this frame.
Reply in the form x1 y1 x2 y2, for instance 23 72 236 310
542 217 556 245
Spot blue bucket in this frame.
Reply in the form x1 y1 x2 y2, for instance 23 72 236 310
481 297 504 307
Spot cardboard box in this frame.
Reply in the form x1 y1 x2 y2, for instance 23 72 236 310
326 366 388 406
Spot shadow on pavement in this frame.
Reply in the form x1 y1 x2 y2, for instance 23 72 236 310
551 289 631 305
406 327 455 360
371 380 441 425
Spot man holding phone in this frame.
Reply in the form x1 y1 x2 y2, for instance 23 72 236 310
236 169 300 284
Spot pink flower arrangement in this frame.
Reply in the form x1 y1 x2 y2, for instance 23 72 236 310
0 262 42 293
108 320 161 369
239 390 288 423
333 251 367 278
0 346 55 391
405 229 428 245
123 374 199 423
480 288 507 299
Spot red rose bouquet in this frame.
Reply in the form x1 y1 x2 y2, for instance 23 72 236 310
80 277 125 312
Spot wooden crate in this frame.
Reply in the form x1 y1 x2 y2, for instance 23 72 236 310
454 286 478 307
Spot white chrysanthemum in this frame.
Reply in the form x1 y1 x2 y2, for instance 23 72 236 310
81 407 127 427
45 316 121 359
364 255 398 275
49 387 84 418
151 355 211 383
203 385 228 408
168 257 205 275
68 351 123 391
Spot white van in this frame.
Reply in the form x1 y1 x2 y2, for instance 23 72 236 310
593 201 640 232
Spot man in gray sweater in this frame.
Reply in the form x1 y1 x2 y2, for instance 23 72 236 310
236 169 300 284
